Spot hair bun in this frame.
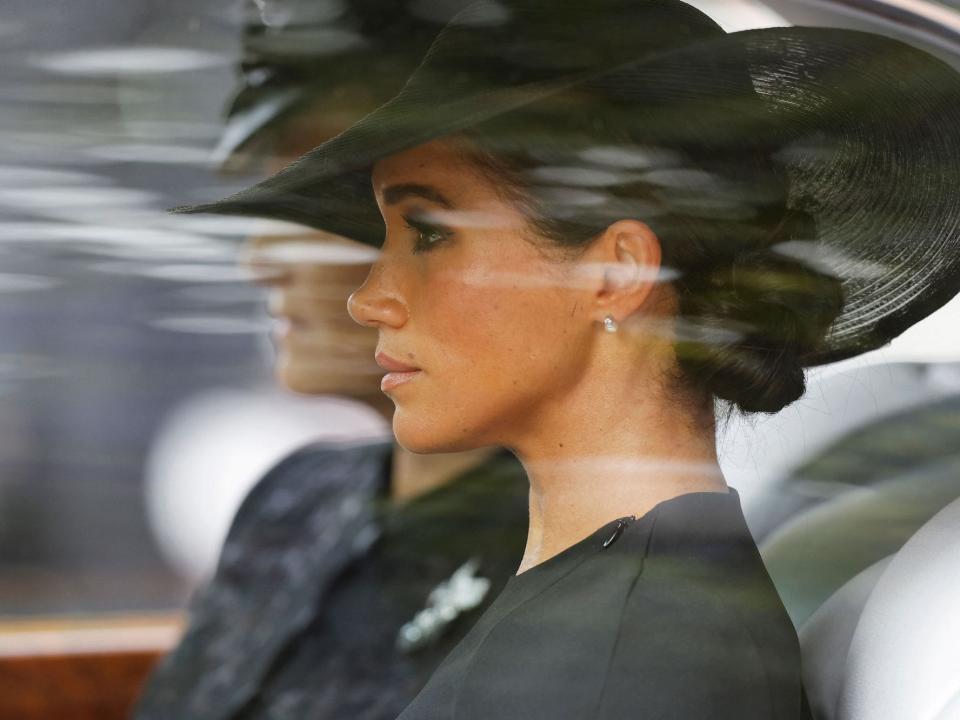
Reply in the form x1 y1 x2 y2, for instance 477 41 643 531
674 242 844 414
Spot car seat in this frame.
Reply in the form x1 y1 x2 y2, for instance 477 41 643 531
799 495 960 719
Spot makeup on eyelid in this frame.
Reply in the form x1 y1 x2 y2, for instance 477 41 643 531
402 212 453 253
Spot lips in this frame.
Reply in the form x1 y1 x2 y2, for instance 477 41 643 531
375 351 421 372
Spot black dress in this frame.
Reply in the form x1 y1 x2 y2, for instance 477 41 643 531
396 488 813 720
134 441 530 720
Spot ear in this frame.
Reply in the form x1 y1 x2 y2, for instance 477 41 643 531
594 219 662 321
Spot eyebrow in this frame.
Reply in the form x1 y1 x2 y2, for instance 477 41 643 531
381 183 456 209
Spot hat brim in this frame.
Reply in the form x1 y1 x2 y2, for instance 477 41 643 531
174 67 593 243
172 26 960 368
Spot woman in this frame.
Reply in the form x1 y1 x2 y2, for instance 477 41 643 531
176 0 960 716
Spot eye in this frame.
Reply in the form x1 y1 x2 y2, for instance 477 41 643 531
402 214 452 254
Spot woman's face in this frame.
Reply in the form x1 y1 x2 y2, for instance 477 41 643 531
348 138 600 453
246 231 383 397
242 114 386 404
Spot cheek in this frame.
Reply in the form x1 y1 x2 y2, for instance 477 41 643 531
273 265 379 391
423 261 584 398
287 264 372 339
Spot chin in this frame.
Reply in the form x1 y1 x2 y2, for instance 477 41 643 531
274 360 315 394
391 406 490 455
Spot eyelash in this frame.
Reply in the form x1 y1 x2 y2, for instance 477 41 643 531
402 214 452 254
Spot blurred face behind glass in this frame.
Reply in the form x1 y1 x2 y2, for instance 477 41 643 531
242 100 385 403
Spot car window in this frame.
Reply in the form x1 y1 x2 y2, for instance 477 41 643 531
1 3 959 720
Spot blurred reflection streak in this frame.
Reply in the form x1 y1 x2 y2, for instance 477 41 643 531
771 239 890 279
89 262 260 284
451 263 676 290
83 244 233 262
174 284 264 305
0 166 110 187
0 82 122 105
149 316 269 335
578 145 684 169
0 137 128 165
9 210 321 239
0 222 231 258
81 144 215 165
247 0 345 29
125 264 259 284
0 354 63 384
0 187 158 210
29 46 232 76
12 206 215 227
119 121 224 141
527 166 643 187
243 240 379 265
0 273 60 292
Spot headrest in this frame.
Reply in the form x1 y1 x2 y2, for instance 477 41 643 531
798 556 891 719
838 495 960 720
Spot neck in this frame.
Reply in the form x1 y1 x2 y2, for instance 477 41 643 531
508 358 727 576
516 443 726 575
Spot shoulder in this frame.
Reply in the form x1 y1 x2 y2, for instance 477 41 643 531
135 439 393 720
219 438 392 560
597 492 805 718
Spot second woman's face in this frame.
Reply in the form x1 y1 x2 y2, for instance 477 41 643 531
242 119 385 403
348 138 597 453
245 232 383 397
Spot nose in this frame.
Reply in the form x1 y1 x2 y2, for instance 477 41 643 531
347 261 408 330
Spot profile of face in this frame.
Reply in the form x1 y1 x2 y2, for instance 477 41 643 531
246 230 383 398
348 138 663 454
242 112 385 404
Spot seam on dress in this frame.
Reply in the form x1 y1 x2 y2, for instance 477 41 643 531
590 505 661 719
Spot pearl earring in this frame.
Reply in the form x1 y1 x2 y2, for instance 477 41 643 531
603 315 619 333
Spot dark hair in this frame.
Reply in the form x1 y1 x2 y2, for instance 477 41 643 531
455 96 845 421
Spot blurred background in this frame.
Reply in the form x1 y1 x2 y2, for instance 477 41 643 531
1 0 960 716
2 0 265 615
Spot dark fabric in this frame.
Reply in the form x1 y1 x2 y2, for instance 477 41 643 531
397 489 812 720
134 440 530 720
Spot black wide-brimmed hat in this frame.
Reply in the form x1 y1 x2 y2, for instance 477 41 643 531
174 0 960 368
212 0 473 171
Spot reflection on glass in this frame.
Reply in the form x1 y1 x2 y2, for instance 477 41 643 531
1 2 959 720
